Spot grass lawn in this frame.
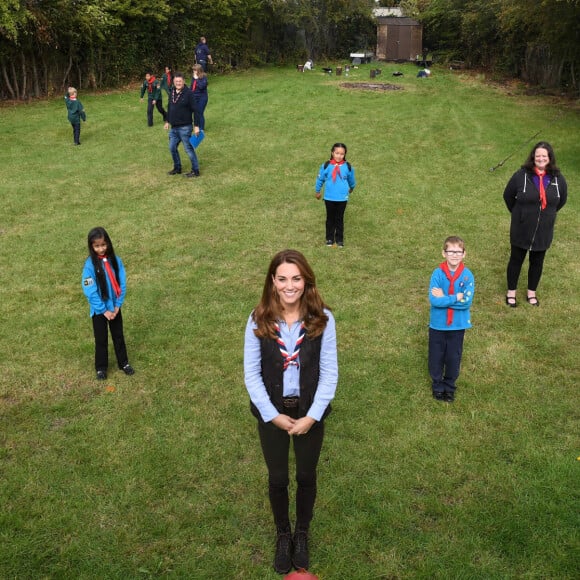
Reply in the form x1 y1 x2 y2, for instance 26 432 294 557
0 63 578 579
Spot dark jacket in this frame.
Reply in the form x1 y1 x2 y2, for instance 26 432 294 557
251 334 330 423
140 78 162 101
166 86 196 127
503 168 567 251
65 94 86 124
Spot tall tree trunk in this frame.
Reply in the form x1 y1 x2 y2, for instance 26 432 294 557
31 53 41 97
1 60 16 99
20 52 28 99
63 53 73 89
10 59 20 99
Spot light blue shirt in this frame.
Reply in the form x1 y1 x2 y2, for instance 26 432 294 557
244 309 338 423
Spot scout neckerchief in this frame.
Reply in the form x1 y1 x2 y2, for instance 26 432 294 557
534 167 548 210
192 79 197 92
99 255 121 298
274 321 306 370
329 159 345 182
440 261 464 326
147 75 156 93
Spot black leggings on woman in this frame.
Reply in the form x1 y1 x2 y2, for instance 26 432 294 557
507 245 547 291
258 409 325 532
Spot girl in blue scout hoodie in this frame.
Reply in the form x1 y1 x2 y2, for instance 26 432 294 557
82 227 135 381
315 143 356 247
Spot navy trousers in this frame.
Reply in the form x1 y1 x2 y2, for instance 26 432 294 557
428 328 465 395
147 98 167 126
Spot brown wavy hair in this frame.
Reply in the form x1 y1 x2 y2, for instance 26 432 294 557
252 249 330 339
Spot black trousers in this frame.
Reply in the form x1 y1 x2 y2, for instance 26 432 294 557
507 245 547 291
92 311 129 372
147 98 167 126
257 407 325 532
71 122 81 144
428 328 465 395
324 200 348 244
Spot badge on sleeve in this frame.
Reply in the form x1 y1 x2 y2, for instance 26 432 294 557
83 277 94 286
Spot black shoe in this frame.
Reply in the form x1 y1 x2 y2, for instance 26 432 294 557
444 392 455 403
96 370 107 380
168 168 181 175
433 391 445 401
292 530 309 570
326 240 333 247
121 364 135 376
273 531 293 574
505 294 517 308
526 295 540 306
184 170 200 178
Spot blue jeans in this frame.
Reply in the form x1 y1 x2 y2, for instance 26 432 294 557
193 95 208 130
168 125 199 172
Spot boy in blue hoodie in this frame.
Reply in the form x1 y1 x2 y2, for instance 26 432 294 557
428 236 475 402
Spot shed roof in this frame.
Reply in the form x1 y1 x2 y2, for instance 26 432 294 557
376 17 420 26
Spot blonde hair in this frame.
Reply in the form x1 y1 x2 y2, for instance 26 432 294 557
68 87 77 97
192 64 206 79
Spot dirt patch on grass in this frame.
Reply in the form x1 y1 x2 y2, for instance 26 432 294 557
340 82 403 91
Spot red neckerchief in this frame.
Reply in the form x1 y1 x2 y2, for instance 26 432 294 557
99 256 121 298
167 72 172 87
274 321 306 370
147 76 156 93
329 159 345 182
534 167 547 210
192 80 197 92
440 261 465 325
69 95 77 100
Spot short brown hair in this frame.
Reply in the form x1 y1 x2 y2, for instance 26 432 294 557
443 236 465 251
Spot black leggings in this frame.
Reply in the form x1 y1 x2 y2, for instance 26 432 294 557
257 409 325 532
506 245 547 292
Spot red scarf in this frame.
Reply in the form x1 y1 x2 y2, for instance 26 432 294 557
147 76 156 93
534 167 547 210
192 80 197 92
167 72 172 87
329 159 345 182
99 256 121 298
440 261 464 325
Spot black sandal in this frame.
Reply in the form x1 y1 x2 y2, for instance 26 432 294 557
526 296 540 306
505 295 517 308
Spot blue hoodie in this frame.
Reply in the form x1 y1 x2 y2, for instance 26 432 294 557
429 265 475 331
82 256 126 317
315 161 356 202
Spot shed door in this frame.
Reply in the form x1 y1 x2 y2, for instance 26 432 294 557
386 25 401 60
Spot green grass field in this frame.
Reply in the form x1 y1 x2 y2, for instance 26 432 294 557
1 64 578 579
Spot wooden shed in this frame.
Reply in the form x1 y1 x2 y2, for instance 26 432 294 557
376 17 423 61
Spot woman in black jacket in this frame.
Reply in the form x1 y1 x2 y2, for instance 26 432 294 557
503 141 567 307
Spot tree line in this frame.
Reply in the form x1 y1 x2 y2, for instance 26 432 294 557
1 0 578 100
